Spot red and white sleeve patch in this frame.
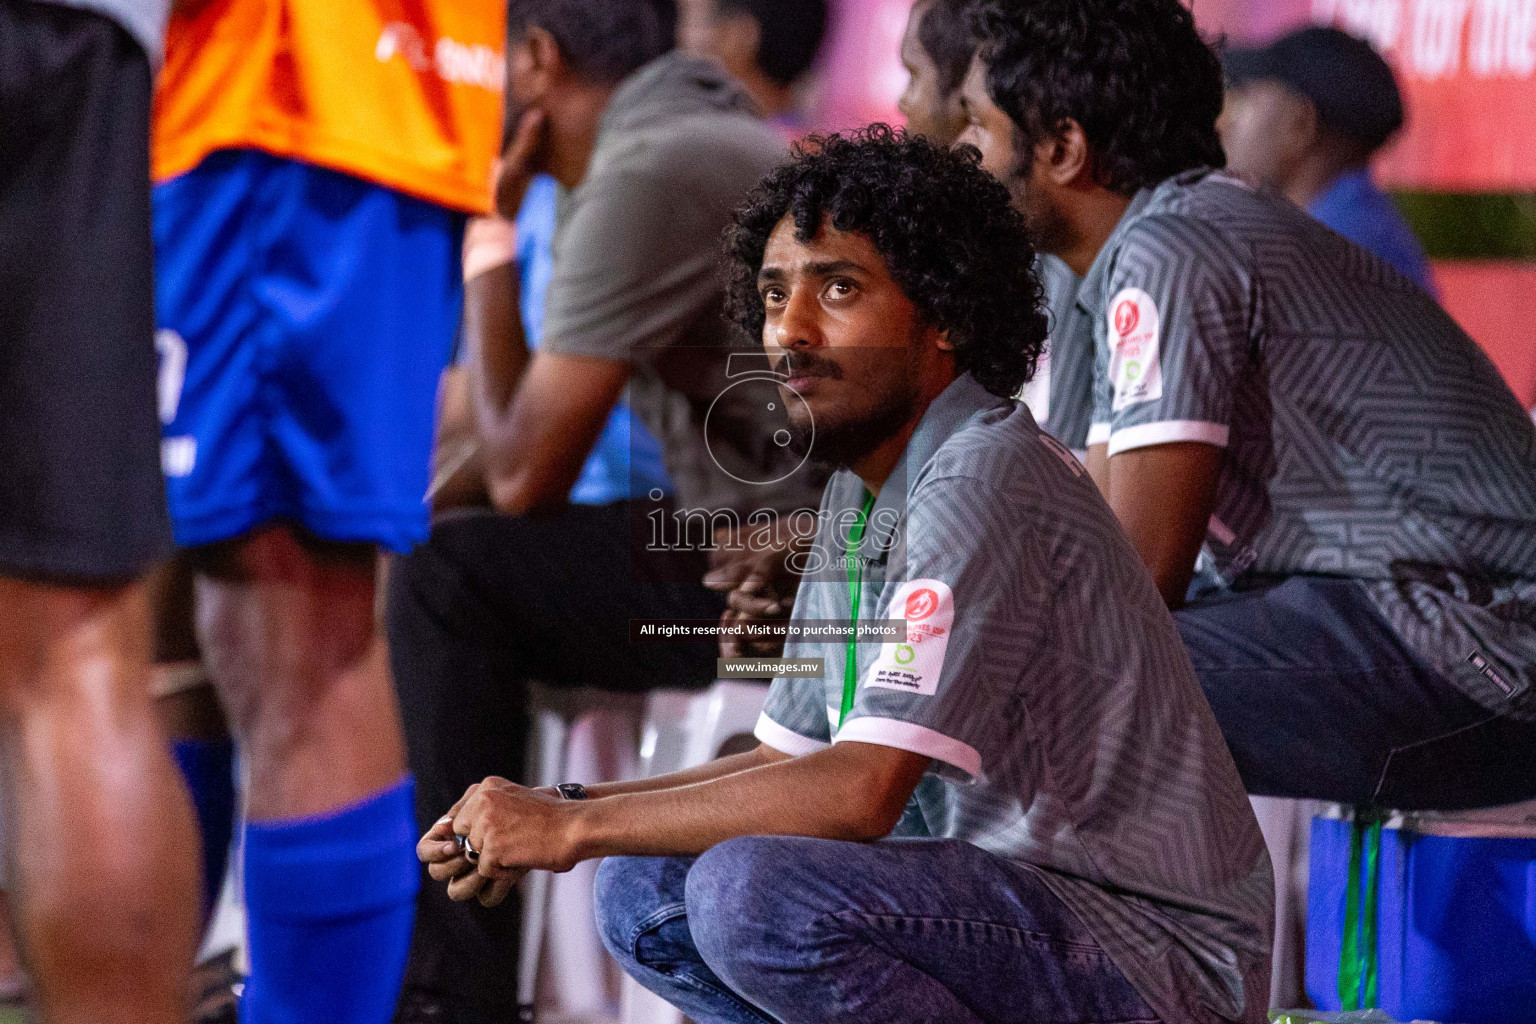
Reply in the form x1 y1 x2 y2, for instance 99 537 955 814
864 579 953 697
1107 287 1163 411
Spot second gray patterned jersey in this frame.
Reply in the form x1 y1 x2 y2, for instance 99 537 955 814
1019 254 1093 453
758 373 1273 1024
1082 168 1536 717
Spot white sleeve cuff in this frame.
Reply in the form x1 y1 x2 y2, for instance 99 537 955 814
753 711 829 756
1087 422 1111 447
833 717 983 782
1106 419 1229 456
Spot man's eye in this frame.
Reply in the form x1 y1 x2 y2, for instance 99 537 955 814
762 288 785 305
825 280 854 299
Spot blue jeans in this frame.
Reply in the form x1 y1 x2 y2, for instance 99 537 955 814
1177 575 1536 810
595 836 1160 1024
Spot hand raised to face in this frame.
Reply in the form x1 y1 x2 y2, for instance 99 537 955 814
494 108 548 221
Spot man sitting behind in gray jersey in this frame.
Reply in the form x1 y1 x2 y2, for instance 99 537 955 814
960 0 1536 811
419 128 1274 1024
896 0 1089 453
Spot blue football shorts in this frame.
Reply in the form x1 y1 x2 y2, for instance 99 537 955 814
153 149 465 552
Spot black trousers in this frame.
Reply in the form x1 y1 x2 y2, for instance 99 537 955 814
0 0 170 582
386 501 726 1022
1177 575 1536 810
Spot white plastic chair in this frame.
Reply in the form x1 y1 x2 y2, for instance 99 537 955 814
679 681 770 769
520 685 647 1023
636 681 769 781
620 680 770 1024
1249 796 1324 1009
637 689 697 780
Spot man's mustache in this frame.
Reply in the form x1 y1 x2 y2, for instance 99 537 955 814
772 352 844 380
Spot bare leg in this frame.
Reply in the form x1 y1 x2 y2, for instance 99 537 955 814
0 890 26 1002
0 578 200 1024
193 526 416 1024
193 525 404 820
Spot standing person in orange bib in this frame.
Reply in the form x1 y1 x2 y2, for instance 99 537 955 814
150 3 504 1021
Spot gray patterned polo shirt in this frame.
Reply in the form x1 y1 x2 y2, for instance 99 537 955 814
755 373 1274 1024
1083 169 1536 718
1020 253 1094 454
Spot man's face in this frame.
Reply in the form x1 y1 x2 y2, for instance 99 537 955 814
757 218 945 467
897 2 967 147
1218 79 1309 190
956 56 1070 254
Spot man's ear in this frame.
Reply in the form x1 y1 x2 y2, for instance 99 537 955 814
933 327 956 352
1039 119 1091 188
1286 94 1322 151
509 26 564 102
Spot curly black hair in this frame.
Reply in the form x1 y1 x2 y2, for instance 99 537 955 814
723 125 1046 398
969 0 1226 195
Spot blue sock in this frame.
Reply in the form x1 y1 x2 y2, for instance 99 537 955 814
171 738 236 926
240 779 421 1024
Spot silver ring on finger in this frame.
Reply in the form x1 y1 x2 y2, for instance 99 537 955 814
456 833 480 864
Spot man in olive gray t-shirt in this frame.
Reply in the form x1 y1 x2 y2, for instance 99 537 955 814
542 51 822 516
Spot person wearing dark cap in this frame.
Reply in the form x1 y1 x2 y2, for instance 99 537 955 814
1221 26 1434 292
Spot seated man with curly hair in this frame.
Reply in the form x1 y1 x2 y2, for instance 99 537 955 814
417 128 1274 1024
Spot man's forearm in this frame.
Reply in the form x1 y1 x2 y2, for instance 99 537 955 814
428 366 491 510
481 353 631 514
578 745 787 800
464 262 529 438
1095 441 1223 608
565 742 926 861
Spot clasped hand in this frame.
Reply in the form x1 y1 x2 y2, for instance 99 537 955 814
417 777 577 908
706 524 809 657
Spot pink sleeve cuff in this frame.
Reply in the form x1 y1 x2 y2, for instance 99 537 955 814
462 216 517 282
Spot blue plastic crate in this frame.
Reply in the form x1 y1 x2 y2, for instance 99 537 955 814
1307 815 1536 1023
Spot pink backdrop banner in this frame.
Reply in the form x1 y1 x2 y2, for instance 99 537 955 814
805 1 1534 403
1436 262 1536 404
811 0 1536 191
807 0 912 132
